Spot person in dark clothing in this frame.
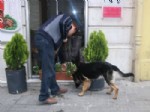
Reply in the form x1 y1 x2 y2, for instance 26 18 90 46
34 14 77 104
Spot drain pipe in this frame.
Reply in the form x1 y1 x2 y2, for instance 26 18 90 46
24 0 32 79
134 0 143 82
84 0 88 47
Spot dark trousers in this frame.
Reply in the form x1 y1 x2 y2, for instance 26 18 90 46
34 34 59 101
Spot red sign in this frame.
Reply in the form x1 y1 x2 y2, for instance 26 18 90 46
103 6 121 18
0 0 4 10
0 0 4 28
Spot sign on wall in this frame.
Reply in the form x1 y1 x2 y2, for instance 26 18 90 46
0 0 22 42
104 0 121 4
0 0 4 28
0 0 21 32
103 0 122 18
103 6 121 18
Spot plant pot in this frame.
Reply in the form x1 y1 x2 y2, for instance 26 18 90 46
89 77 105 91
38 71 72 80
5 67 27 94
56 72 72 80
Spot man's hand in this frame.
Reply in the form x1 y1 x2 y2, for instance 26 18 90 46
63 38 68 43
61 63 67 72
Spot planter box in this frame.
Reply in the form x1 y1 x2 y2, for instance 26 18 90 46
56 72 72 80
38 70 72 80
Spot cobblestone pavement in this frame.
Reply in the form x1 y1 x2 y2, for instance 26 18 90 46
0 80 150 112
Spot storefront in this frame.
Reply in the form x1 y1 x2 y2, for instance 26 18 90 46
1 0 150 84
29 0 86 79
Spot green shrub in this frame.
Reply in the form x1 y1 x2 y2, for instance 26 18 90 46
55 62 76 77
55 63 62 72
83 30 108 62
66 62 76 76
3 33 29 70
32 65 40 74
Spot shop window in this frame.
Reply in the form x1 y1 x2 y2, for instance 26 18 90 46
29 0 84 77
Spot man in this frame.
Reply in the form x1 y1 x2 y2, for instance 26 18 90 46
34 14 77 104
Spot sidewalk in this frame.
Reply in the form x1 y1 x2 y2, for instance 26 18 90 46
0 80 150 112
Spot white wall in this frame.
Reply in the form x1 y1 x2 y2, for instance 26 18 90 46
0 0 135 83
0 47 6 82
88 0 135 72
0 0 27 82
0 0 26 42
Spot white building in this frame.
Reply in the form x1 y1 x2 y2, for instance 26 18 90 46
0 0 135 84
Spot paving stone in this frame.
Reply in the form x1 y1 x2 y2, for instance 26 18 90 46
0 80 150 112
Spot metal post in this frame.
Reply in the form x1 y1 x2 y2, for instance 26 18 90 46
84 0 88 47
55 0 58 15
24 0 32 79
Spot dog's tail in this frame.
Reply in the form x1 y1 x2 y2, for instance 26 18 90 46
112 65 134 77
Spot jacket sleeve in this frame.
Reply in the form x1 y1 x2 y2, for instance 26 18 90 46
59 14 72 41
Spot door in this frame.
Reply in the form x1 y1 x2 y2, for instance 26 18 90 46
57 0 84 62
29 0 85 79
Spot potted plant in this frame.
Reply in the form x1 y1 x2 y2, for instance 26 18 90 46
3 33 29 94
55 62 76 80
36 62 76 80
83 30 109 91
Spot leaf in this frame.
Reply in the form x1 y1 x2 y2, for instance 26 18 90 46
83 30 108 62
3 33 29 70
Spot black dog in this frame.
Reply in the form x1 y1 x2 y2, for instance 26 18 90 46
72 61 134 99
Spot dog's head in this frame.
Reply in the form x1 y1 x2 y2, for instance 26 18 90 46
72 70 83 88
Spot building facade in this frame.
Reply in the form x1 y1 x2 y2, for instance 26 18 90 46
0 0 150 84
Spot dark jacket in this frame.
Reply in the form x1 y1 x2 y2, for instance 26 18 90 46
37 14 72 50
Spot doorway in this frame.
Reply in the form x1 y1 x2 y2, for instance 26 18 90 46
29 0 85 78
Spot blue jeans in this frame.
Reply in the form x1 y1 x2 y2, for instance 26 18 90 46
34 34 60 101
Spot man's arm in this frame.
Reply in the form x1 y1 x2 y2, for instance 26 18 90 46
59 14 72 41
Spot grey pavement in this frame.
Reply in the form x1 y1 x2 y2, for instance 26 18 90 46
0 80 150 112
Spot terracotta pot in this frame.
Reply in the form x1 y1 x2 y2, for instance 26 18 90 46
38 70 72 80
56 72 72 80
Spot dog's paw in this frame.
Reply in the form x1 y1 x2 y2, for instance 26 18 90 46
78 92 84 96
112 97 117 100
106 92 111 95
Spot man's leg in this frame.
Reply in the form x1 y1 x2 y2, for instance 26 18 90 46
40 38 60 97
35 35 58 104
47 45 68 96
39 47 59 103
